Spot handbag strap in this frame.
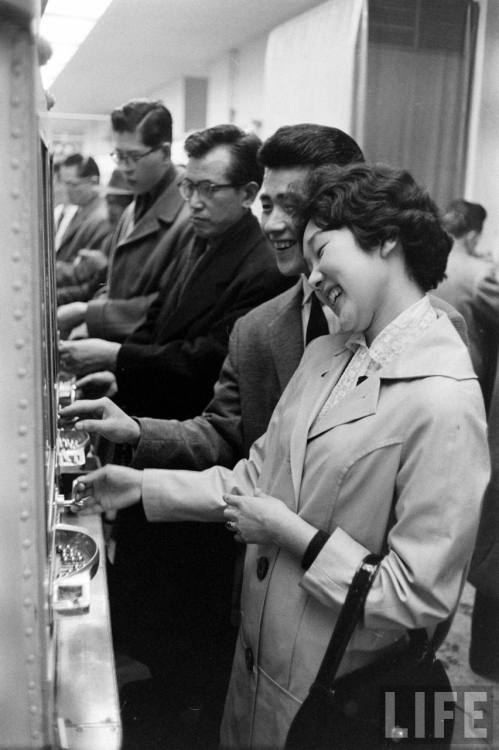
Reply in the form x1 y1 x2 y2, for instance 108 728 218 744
315 553 382 688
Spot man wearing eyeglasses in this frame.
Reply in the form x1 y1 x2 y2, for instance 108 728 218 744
57 99 193 342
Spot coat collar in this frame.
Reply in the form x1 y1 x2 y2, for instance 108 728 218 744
161 211 266 338
288 312 477 499
119 165 184 246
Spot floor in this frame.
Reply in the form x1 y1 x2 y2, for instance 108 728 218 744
118 581 499 749
438 583 499 749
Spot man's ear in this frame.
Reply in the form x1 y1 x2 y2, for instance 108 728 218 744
240 181 260 208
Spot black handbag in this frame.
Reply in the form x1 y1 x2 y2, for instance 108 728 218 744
285 554 454 750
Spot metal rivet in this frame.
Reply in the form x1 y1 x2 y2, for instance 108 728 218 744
25 627 33 636
11 188 20 198
23 598 32 608
19 453 28 463
17 368 27 378
20 480 28 490
12 280 22 291
15 339 25 350
20 510 29 521
12 251 21 262
23 569 31 579
13 309 23 320
32 731 40 740
26 654 35 664
29 704 37 715
10 157 20 168
11 222 21 234
18 398 28 408
22 538 31 548
28 681 36 690
11 96 20 107
18 425 28 436
11 128 21 139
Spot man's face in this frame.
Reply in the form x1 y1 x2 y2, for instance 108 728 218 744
259 167 310 276
112 130 169 195
60 165 97 207
183 146 251 239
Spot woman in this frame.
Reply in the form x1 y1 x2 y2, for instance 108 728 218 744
74 164 489 749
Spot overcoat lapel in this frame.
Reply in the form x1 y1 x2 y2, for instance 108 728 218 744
118 170 184 247
288 343 348 502
161 213 261 340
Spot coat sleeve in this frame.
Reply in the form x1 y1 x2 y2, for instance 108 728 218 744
85 292 159 341
300 377 490 632
131 320 245 470
141 431 267 522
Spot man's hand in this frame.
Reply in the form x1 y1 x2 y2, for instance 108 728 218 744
73 465 143 514
75 371 117 399
59 397 140 446
57 301 88 338
77 248 108 275
59 339 120 376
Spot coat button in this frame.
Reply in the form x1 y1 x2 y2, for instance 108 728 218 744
245 647 254 672
257 556 269 580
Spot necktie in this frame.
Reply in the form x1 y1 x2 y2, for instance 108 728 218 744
305 293 329 345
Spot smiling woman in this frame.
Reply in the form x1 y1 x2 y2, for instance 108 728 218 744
303 163 452 344
71 162 489 748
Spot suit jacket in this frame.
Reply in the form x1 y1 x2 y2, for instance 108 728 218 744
56 195 110 264
85 165 193 342
132 286 468 470
116 210 293 421
142 313 489 749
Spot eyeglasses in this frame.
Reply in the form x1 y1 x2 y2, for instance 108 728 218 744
110 146 162 166
178 178 240 202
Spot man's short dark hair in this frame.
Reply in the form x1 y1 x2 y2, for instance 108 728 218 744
305 163 452 292
62 153 100 180
258 123 364 171
184 124 264 188
442 200 487 238
111 99 173 147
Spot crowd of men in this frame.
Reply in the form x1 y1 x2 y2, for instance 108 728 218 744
55 98 499 748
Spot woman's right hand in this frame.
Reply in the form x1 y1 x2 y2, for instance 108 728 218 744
73 464 143 514
59 397 141 446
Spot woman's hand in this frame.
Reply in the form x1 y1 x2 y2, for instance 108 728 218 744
73 464 143 514
223 489 294 544
59 397 141 446
223 489 318 556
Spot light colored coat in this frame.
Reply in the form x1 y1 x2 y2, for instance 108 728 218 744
142 312 489 749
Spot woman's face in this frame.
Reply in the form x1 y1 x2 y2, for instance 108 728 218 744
304 221 392 341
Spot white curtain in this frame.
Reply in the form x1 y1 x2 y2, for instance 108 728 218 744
263 0 367 140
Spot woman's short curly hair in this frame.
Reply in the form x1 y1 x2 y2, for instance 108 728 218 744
305 163 452 292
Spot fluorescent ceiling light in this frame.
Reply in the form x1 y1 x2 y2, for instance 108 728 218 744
40 0 114 89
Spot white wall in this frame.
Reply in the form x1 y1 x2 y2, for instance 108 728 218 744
206 33 267 133
468 0 499 258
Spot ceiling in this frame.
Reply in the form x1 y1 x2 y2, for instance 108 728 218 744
45 0 324 115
